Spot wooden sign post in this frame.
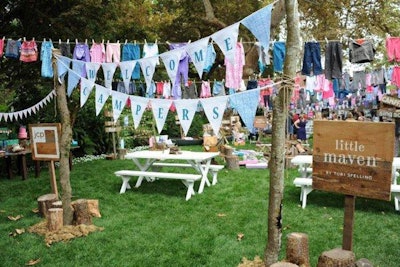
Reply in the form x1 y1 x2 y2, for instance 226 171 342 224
313 121 394 251
29 123 61 198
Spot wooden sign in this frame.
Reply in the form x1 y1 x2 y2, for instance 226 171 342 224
253 116 267 129
29 123 61 161
313 120 394 201
381 95 400 108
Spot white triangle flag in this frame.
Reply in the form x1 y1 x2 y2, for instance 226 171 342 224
130 95 150 129
80 78 95 107
67 69 81 97
211 22 240 64
186 37 210 79
0 113 3 121
174 99 199 136
159 48 183 87
18 111 24 120
119 61 136 91
95 84 111 116
111 90 129 122
200 96 229 136
57 56 71 82
85 62 101 83
101 62 118 89
138 57 158 91
150 98 173 134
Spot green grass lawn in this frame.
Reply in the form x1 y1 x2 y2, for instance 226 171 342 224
0 145 399 266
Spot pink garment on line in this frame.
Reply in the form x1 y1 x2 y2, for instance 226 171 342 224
106 42 121 63
225 42 245 89
386 37 400 62
0 39 4 57
90 42 105 63
20 40 38 62
200 81 211 98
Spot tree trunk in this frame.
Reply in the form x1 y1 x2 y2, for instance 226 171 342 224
265 0 301 266
52 49 74 225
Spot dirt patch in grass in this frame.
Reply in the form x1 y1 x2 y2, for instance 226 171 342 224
28 220 104 247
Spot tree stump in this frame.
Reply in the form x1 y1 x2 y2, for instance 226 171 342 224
270 262 299 267
71 199 92 225
87 199 101 218
286 232 310 267
47 208 63 231
223 145 234 156
51 200 63 209
317 248 355 267
37 193 58 218
225 155 239 170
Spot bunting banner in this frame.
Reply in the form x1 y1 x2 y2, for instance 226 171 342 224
159 48 184 87
57 56 71 81
101 62 118 89
150 98 173 134
241 4 273 57
111 90 129 122
67 69 81 97
80 78 95 107
200 96 229 136
72 60 86 78
95 84 111 116
173 99 199 136
119 61 136 90
211 22 240 64
130 95 150 129
0 90 56 122
139 56 158 90
185 37 210 79
229 90 260 133
42 3 277 132
85 62 101 83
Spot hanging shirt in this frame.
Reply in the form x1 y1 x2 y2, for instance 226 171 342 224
90 41 106 63
143 42 159 64
20 39 38 62
225 42 245 90
5 39 21 59
41 40 54 78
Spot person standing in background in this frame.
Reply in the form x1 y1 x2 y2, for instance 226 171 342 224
293 113 308 142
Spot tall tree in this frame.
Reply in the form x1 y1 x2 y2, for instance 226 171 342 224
265 0 301 265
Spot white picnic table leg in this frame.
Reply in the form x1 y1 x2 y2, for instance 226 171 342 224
120 176 131 193
197 159 212 194
132 158 156 182
182 180 195 201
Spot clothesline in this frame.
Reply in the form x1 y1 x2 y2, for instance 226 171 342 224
1 36 267 46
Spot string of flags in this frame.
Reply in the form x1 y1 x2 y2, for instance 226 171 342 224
1 3 279 136
0 90 56 122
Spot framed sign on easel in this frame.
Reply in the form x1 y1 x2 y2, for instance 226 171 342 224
29 123 61 197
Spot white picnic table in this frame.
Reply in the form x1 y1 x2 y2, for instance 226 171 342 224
120 150 221 200
290 155 312 178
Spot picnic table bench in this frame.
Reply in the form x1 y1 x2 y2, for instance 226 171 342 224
114 170 202 201
151 162 224 185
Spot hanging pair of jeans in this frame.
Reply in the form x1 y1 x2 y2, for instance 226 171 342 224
325 41 343 80
301 42 323 76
